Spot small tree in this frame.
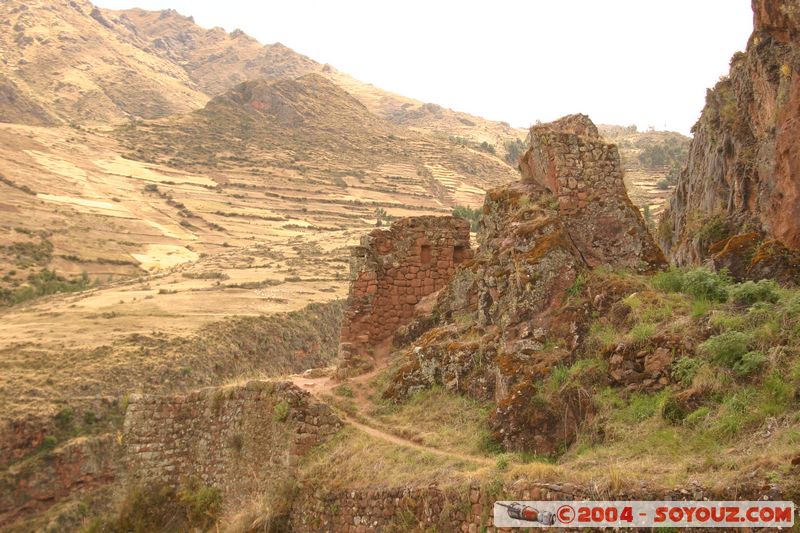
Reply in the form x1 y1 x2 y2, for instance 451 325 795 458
375 207 387 227
642 204 656 234
453 205 482 232
504 138 526 166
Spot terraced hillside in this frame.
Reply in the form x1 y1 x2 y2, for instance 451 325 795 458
598 125 690 220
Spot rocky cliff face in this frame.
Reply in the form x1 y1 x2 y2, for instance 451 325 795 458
386 115 665 453
659 0 800 281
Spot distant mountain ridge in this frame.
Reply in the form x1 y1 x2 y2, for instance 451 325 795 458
0 0 524 155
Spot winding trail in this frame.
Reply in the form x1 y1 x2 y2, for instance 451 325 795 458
288 340 494 467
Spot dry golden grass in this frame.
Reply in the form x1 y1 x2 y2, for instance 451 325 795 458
367 386 495 456
299 427 486 490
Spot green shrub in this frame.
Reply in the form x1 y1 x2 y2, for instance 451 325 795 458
713 389 754 438
83 410 98 426
452 205 482 232
761 371 795 415
567 273 587 297
504 138 527 165
660 394 687 424
616 392 666 423
105 480 221 532
478 431 504 455
695 215 729 247
684 406 711 427
478 141 496 154
699 331 752 368
683 268 731 302
333 384 354 398
691 298 714 318
273 400 290 422
178 480 221 528
567 358 608 388
651 268 685 293
729 280 780 306
495 454 511 471
709 312 746 332
629 322 656 345
732 351 766 377
54 406 75 430
0 269 92 307
790 360 800 384
784 293 800 316
543 365 569 395
586 322 619 352
671 357 704 386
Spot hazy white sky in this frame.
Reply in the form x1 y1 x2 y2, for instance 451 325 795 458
98 0 753 134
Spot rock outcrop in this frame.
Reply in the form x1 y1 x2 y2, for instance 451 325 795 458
338 216 472 376
659 0 800 281
386 115 665 453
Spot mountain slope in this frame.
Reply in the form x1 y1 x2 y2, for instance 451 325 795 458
102 6 526 153
1 0 525 155
115 74 517 205
102 7 322 97
0 0 208 124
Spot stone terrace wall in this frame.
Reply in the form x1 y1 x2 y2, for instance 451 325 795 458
289 479 790 532
520 114 665 271
123 381 341 496
338 216 472 375
289 482 585 533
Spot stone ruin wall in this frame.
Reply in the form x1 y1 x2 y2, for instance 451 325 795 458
338 216 473 374
289 482 580 533
521 114 625 216
123 381 341 495
520 114 665 270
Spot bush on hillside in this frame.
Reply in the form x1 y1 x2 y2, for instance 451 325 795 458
452 205 482 232
683 267 731 302
0 269 92 307
729 279 780 306
651 267 731 302
699 331 752 368
504 138 526 165
651 268 685 293
732 350 766 377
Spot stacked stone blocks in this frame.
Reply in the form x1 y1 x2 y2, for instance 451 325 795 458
338 216 472 374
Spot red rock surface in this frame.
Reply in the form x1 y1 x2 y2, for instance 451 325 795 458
660 0 800 273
